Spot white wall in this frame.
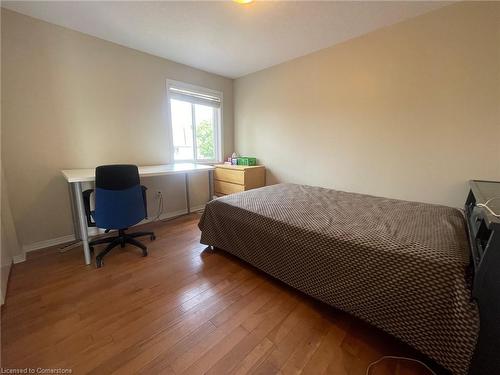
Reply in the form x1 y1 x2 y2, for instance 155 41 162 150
234 2 500 208
1 9 234 249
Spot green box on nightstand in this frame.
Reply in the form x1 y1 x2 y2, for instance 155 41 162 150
236 157 257 166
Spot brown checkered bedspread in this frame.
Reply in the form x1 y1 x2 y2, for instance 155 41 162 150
198 183 479 374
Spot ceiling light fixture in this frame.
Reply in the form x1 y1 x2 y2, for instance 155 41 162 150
233 0 254 4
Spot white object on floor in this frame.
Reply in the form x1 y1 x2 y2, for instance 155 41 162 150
365 355 437 375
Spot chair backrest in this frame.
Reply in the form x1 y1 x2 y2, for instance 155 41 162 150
94 164 146 229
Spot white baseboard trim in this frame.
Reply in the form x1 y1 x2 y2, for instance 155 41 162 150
19 205 207 257
22 234 75 254
190 204 206 213
142 204 205 224
12 253 26 264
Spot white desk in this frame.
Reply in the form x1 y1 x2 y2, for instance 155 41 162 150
62 163 214 265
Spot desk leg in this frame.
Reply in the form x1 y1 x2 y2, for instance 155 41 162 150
185 173 191 214
208 170 214 201
71 182 92 265
68 184 81 240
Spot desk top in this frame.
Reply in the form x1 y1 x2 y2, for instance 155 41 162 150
62 163 214 183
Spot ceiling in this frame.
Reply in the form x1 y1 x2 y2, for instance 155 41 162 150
2 1 449 78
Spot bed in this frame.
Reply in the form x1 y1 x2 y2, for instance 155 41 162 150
198 183 488 375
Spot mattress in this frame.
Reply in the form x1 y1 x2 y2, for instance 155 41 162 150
198 183 479 375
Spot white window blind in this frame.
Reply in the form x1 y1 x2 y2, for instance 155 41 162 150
169 87 221 108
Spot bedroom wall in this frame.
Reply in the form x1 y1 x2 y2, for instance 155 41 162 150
1 9 234 249
234 1 500 208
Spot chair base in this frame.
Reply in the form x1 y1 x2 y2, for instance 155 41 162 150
90 229 156 268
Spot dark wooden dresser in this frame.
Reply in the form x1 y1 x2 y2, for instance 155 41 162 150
465 180 500 375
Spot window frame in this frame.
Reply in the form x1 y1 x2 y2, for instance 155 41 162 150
166 79 223 164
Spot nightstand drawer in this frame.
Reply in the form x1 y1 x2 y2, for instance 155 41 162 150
214 168 245 185
214 180 245 195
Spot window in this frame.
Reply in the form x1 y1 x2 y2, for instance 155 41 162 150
167 81 222 163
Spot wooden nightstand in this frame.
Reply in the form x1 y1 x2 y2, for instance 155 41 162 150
213 165 266 196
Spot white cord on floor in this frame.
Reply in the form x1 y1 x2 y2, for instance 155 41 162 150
366 355 437 375
154 192 164 221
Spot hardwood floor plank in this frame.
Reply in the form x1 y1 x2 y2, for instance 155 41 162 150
139 281 276 374
280 316 330 374
105 275 263 375
301 326 350 374
181 325 250 375
77 272 250 374
232 337 275 375
201 294 302 375
168 283 283 374
136 320 219 374
251 304 322 374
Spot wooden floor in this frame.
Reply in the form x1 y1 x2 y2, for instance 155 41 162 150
1 214 439 375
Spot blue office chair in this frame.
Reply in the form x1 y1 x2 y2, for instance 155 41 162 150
82 164 156 268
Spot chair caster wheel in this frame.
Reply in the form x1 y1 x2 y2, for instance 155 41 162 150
96 258 103 268
150 235 156 241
